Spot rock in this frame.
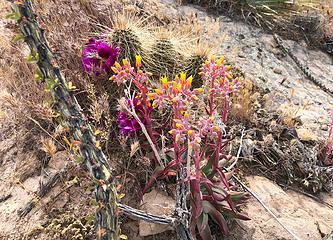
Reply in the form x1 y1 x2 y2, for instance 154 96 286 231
238 52 246 58
273 67 283 74
48 151 68 171
317 221 332 237
229 176 333 240
139 189 174 237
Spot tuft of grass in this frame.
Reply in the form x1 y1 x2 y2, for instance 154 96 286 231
276 89 310 127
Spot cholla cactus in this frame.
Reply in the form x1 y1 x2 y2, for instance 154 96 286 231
323 109 333 165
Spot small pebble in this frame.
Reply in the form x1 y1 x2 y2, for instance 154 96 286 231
238 52 246 58
273 68 283 74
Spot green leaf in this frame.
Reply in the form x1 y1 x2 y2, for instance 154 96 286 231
12 33 25 43
197 213 212 240
117 193 125 200
34 72 42 82
26 52 39 63
203 201 229 235
90 199 99 207
45 78 58 91
212 186 228 197
85 214 95 224
66 81 76 90
75 156 84 163
5 11 20 21
197 213 209 233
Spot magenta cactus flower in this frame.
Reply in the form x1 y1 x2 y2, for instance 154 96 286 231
117 97 152 135
82 38 119 75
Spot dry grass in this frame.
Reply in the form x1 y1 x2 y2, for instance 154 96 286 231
231 79 261 122
276 89 310 127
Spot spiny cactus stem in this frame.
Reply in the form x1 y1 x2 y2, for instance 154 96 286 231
14 1 120 239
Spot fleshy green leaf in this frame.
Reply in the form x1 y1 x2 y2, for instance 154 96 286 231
203 201 229 235
197 213 212 240
191 179 203 219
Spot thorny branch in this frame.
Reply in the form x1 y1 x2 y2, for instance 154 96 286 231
273 33 333 97
13 1 120 239
118 204 175 225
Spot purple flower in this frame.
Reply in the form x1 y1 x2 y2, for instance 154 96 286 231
82 38 119 75
118 97 152 135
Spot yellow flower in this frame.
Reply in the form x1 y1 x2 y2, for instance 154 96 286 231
193 88 203 94
176 83 182 91
188 130 193 136
225 65 231 71
114 62 121 69
214 125 220 131
161 76 168 88
122 58 129 65
155 89 163 95
227 74 232 79
110 67 117 74
176 123 183 129
148 93 157 100
186 76 193 87
180 72 186 82
135 55 141 68
183 111 189 118
216 58 223 67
